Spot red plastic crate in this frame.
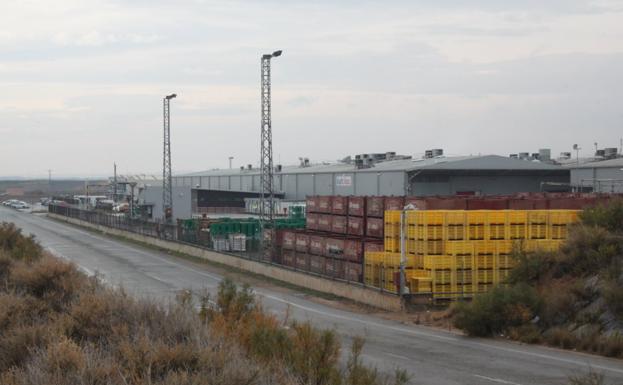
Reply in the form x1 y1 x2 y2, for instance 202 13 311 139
385 196 405 211
344 261 363 282
295 233 310 253
324 237 346 258
324 258 345 279
318 196 332 213
282 249 296 267
282 230 296 250
404 197 428 210
306 196 319 213
344 239 363 263
364 240 384 253
309 255 325 275
331 215 348 234
309 235 326 256
366 196 385 217
331 196 349 215
295 252 310 271
318 214 333 232
366 217 384 238
306 213 319 231
347 216 365 237
466 198 508 210
348 196 366 217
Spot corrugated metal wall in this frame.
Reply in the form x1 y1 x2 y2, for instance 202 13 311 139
571 167 623 192
142 185 192 221
410 173 570 196
169 169 568 199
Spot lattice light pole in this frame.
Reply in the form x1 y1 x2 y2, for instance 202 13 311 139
260 50 282 254
163 93 177 224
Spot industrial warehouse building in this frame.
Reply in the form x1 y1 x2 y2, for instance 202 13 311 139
139 154 570 220
568 157 623 193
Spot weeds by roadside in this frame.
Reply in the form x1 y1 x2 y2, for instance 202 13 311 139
0 222 409 385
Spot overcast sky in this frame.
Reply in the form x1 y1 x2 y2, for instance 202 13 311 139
1 0 622 177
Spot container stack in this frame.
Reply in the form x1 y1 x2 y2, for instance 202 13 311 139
278 195 398 282
365 209 580 299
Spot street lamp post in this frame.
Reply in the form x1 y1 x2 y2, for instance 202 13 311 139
163 93 177 226
260 50 282 258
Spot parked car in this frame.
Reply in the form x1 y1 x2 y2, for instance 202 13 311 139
11 201 29 209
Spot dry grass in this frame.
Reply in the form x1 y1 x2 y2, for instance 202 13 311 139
0 222 408 385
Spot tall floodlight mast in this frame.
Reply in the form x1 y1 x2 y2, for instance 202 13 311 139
260 50 282 257
163 93 177 224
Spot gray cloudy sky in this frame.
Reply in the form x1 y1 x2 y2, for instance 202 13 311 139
1 0 622 177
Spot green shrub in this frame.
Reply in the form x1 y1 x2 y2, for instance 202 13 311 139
559 226 622 277
568 368 606 385
544 327 577 349
452 284 541 336
602 278 623 318
580 199 623 232
509 250 556 284
0 223 42 262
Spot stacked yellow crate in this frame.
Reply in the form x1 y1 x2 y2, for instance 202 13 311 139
367 209 580 299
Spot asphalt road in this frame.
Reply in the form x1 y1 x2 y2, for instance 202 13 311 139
1 206 622 385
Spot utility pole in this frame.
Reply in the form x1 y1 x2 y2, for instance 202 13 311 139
47 169 52 199
113 163 118 202
260 50 282 258
163 93 177 225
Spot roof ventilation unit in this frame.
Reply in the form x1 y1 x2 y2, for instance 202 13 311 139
539 148 551 162
604 147 618 159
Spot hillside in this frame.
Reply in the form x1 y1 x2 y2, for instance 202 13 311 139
0 222 408 385
452 200 623 358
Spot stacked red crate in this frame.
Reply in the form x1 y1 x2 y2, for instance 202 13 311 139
332 196 349 215
331 215 348 234
366 196 385 217
318 214 333 232
309 255 325 275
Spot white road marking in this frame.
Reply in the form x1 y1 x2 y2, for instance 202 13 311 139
474 374 523 385
34 216 623 376
383 352 410 361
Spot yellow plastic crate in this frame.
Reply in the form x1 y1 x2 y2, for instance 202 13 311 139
477 269 495 283
444 241 474 255
508 211 528 223
523 239 563 253
384 237 400 252
509 223 527 239
384 210 401 225
528 223 548 239
549 210 580 225
416 225 444 240
447 224 465 240
422 255 456 270
486 211 508 224
468 224 485 240
466 211 487 225
528 210 549 224
414 240 444 255
456 269 473 284
550 224 568 239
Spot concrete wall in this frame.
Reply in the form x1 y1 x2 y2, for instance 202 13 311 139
48 213 403 312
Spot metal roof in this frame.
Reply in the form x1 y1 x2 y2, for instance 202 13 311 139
180 155 565 177
565 157 623 169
